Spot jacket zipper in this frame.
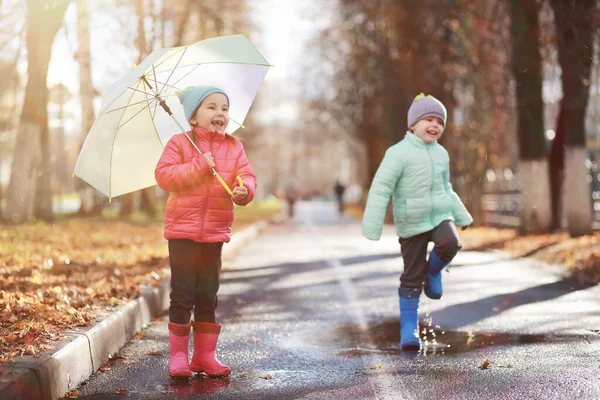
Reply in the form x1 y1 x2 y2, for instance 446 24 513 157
426 146 435 226
199 134 214 238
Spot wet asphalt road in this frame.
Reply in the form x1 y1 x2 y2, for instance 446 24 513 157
74 200 600 400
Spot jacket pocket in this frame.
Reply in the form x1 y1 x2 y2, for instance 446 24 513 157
405 197 430 224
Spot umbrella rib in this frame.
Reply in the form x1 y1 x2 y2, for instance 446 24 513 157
151 61 269 93
104 98 156 114
162 63 202 93
117 97 157 129
150 46 187 72
152 91 160 120
151 60 270 97
126 85 155 97
157 47 188 98
110 80 146 198
152 64 158 92
148 78 181 94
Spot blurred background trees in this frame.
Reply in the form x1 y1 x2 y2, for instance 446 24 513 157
310 0 599 236
0 0 598 237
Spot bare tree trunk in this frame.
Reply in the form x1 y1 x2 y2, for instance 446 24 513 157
3 0 70 223
173 2 192 46
508 0 552 234
159 0 167 48
76 0 104 216
121 0 157 218
550 0 595 237
34 106 53 221
549 108 567 230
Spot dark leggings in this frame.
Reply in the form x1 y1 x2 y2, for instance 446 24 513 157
168 239 223 324
398 220 462 288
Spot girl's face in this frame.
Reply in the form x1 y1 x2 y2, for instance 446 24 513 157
411 117 445 143
190 93 229 133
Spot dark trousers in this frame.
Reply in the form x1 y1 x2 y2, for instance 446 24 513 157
398 220 462 288
168 239 223 324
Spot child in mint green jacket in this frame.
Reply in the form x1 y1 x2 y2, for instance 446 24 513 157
361 93 473 351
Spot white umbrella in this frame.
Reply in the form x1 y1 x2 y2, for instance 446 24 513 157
74 34 271 200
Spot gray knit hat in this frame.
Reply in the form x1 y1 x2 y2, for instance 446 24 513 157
407 93 447 129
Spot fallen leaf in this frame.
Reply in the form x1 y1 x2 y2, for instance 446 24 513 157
148 348 162 356
122 359 139 365
262 375 273 379
115 387 128 395
99 362 111 372
64 390 80 399
247 337 261 342
370 365 383 370
235 311 244 317
478 359 492 369
22 332 35 345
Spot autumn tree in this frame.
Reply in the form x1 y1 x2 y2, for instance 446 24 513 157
549 0 597 237
310 0 516 224
76 0 105 216
507 0 552 234
2 0 71 223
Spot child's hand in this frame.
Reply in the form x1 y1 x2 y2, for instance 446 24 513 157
232 185 248 202
203 152 215 168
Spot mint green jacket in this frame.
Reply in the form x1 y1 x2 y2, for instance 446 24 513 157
362 132 473 240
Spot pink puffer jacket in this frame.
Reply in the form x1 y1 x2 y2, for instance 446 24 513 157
155 127 257 243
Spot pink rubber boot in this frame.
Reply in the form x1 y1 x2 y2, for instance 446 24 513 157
190 322 231 377
168 322 192 379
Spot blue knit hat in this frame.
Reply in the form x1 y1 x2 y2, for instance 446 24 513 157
407 93 447 129
176 86 230 122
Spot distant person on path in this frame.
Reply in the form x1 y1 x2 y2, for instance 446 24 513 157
361 93 472 351
285 183 297 218
334 180 346 215
155 86 257 379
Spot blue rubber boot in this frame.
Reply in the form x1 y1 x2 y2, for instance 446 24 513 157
424 250 450 300
398 287 421 350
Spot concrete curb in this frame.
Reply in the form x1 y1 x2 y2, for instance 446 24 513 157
0 217 274 400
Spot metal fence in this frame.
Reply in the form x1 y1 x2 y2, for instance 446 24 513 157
481 162 600 229
481 168 522 228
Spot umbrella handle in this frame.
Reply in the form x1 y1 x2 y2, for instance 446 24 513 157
182 131 242 197
212 168 233 196
212 172 244 197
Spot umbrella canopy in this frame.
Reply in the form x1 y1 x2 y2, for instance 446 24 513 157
74 34 271 199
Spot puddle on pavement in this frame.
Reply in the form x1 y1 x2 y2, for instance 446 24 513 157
333 319 562 356
162 375 231 396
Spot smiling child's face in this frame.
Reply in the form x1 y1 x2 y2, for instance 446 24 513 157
190 93 229 133
411 116 445 143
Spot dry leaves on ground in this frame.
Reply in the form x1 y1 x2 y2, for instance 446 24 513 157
0 202 282 365
461 228 600 283
0 218 170 365
115 387 128 395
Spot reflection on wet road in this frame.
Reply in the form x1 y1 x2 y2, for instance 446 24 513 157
76 201 600 399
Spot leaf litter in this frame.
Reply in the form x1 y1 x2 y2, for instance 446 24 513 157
0 218 170 364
